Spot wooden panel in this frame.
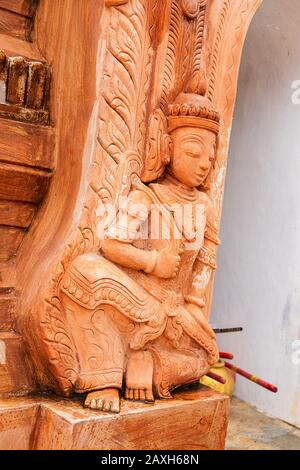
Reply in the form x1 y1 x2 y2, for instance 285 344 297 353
0 33 43 60
0 118 55 169
0 0 37 18
0 200 35 227
0 162 51 203
0 7 31 40
0 225 25 261
0 291 16 330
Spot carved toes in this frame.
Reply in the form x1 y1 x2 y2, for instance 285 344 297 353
84 388 120 413
110 400 120 413
124 387 154 403
145 388 154 403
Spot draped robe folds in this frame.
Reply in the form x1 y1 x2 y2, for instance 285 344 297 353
58 176 219 397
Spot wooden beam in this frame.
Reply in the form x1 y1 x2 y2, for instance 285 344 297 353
0 291 16 330
0 118 55 169
0 200 35 228
0 33 44 60
0 225 25 261
0 102 49 124
0 161 52 203
0 7 31 41
0 1 38 18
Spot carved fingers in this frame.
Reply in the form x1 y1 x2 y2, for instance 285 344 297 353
152 246 181 279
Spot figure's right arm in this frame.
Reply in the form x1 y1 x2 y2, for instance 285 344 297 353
101 239 157 273
100 189 157 273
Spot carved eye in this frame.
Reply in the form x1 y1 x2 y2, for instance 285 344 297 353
187 151 201 159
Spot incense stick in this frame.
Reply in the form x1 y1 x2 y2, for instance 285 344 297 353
219 352 234 360
206 371 226 384
224 362 278 393
214 327 243 334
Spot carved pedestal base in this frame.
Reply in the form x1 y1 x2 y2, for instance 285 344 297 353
0 385 229 450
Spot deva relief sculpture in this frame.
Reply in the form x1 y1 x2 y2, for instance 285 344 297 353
8 0 261 417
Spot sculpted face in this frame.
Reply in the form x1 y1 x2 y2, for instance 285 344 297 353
169 127 216 188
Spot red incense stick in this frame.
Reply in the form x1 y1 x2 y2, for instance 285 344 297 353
219 352 234 360
224 362 278 393
206 371 226 385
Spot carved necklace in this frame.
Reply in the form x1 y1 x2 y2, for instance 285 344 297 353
162 173 199 204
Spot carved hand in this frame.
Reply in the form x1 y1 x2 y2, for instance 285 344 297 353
185 302 216 339
152 246 181 279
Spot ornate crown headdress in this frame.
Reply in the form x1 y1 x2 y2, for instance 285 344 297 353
141 70 220 183
168 70 220 135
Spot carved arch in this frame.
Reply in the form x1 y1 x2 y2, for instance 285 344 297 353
14 0 262 392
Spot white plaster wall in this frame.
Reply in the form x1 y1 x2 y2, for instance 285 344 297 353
211 0 300 428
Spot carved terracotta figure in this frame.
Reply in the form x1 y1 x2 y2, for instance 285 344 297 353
30 77 219 414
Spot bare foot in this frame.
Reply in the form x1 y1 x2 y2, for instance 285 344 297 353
125 350 154 403
84 388 120 413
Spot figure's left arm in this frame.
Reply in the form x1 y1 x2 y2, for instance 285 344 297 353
185 199 220 319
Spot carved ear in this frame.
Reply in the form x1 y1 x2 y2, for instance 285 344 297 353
141 109 171 183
